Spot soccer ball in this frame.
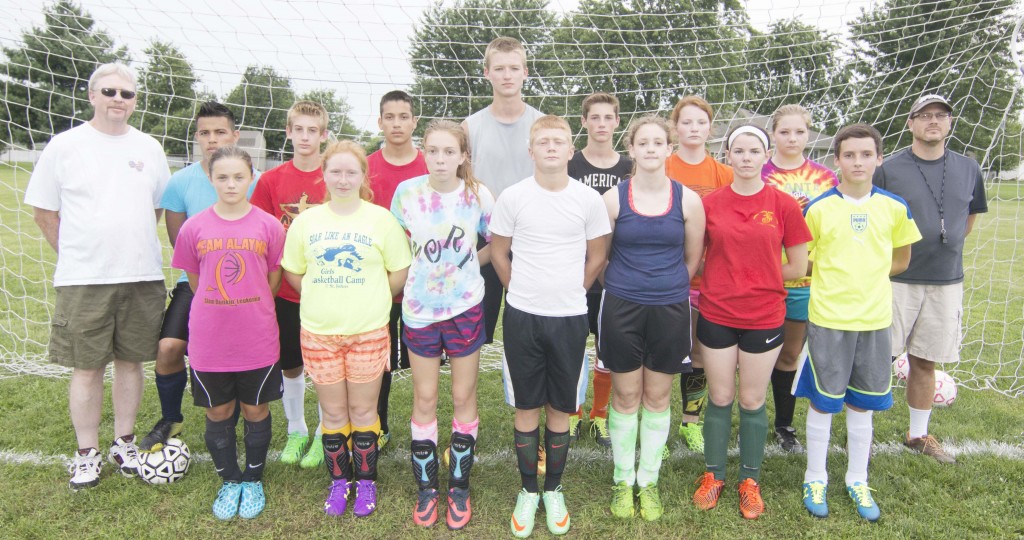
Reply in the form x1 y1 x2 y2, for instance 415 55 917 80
892 353 911 381
137 438 191 484
933 370 958 407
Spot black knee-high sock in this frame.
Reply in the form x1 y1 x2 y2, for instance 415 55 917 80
323 432 352 481
351 430 379 481
377 372 392 434
205 416 241 482
544 428 570 491
241 412 272 482
771 368 797 428
514 428 539 493
155 370 187 423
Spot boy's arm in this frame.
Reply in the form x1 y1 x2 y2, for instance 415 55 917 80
476 244 491 267
187 272 199 294
966 214 978 236
33 208 60 253
890 245 912 276
583 234 610 290
490 234 512 289
283 270 302 294
267 268 283 295
165 211 186 247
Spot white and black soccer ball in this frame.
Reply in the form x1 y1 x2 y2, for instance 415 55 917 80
137 438 191 485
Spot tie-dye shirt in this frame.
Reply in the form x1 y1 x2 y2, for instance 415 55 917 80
391 175 495 328
762 158 838 288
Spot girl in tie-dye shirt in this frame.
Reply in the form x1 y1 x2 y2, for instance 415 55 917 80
389 119 494 529
760 104 838 454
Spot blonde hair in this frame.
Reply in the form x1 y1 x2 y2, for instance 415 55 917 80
422 119 482 204
529 115 572 145
321 140 372 202
287 100 329 131
484 36 527 69
669 95 714 125
770 104 812 133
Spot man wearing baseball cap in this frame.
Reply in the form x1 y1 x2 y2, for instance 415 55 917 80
873 93 987 464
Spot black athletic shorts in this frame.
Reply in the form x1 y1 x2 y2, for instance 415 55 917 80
275 297 304 371
501 305 589 414
600 292 692 375
191 363 283 408
696 314 785 354
159 281 194 341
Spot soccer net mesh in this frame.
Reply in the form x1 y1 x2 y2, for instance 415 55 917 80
0 0 1021 396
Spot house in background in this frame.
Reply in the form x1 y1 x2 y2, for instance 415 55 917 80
708 108 834 166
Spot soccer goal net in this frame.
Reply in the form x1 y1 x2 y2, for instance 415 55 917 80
1 0 1021 395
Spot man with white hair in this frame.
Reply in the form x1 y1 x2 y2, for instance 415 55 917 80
24 63 171 489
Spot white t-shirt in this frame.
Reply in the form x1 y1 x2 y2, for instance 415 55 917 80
24 123 171 286
490 176 611 317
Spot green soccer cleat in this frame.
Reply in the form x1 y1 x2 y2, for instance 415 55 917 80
280 432 309 465
638 483 663 521
568 414 582 443
679 422 705 454
510 488 540 538
378 431 391 451
300 434 324 468
590 417 611 448
543 486 571 535
609 481 635 519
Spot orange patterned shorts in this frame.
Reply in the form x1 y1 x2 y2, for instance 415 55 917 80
299 326 390 385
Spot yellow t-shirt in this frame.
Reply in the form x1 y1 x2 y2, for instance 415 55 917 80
805 187 922 331
282 202 412 335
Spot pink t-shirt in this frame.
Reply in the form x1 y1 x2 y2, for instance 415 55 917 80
172 206 286 372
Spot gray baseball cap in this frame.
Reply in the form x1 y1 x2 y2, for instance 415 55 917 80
910 94 953 116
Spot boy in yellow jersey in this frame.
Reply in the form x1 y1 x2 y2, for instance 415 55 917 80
794 124 921 522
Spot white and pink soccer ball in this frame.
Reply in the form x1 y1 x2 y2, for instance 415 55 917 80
893 353 957 407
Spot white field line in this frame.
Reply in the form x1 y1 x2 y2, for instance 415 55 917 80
4 440 1024 468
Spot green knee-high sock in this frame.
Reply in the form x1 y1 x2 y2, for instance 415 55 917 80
702 400 733 481
636 405 671 487
607 404 638 486
738 404 768 482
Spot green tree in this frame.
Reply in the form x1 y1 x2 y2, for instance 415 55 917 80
849 0 1021 170
224 65 296 161
132 41 198 156
0 0 128 147
743 19 851 131
550 0 749 133
408 0 557 133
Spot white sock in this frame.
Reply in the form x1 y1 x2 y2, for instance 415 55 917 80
282 375 308 435
804 407 832 484
314 404 324 437
845 409 873 486
908 405 931 439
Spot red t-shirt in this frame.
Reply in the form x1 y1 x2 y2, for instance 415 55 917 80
367 149 428 210
250 161 327 303
700 185 812 329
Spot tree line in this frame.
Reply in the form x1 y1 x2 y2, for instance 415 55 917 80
2 0 1020 169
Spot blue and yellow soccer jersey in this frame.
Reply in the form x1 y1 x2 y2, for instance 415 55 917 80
804 186 922 331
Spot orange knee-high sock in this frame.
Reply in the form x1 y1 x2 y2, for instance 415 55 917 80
590 369 612 420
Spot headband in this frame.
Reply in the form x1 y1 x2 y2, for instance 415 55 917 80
727 125 769 151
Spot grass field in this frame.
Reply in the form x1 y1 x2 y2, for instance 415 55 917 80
1 162 1023 538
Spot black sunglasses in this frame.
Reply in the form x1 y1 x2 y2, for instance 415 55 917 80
99 88 137 99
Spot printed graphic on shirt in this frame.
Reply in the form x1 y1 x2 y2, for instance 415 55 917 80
195 238 270 305
753 210 777 227
306 231 375 287
279 193 320 228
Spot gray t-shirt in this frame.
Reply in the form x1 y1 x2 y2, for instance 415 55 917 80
873 148 987 284
465 104 545 198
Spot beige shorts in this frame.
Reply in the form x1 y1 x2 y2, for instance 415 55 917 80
890 282 963 364
50 281 166 369
300 326 390 385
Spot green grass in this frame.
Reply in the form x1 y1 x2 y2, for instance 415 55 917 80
1 365 1023 539
2 162 1024 537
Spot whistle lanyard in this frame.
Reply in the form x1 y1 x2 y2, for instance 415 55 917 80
913 152 947 244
